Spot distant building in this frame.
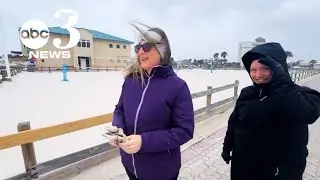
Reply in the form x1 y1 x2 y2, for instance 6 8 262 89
238 39 266 66
19 27 135 69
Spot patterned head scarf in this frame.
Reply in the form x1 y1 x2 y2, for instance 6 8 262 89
130 21 172 65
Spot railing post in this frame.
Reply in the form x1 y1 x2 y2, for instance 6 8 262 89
234 80 239 99
206 86 212 107
289 71 292 80
17 122 38 179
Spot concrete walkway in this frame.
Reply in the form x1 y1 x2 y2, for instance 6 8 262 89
62 74 320 180
303 74 320 180
62 106 232 180
179 121 320 180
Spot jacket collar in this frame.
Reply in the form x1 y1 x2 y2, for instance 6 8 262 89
144 65 176 78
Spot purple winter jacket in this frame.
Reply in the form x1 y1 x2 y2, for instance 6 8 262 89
112 65 195 180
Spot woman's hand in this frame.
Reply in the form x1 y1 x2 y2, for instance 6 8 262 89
258 57 293 89
221 150 232 164
108 138 120 148
119 135 142 154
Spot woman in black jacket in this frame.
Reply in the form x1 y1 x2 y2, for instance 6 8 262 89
221 42 320 180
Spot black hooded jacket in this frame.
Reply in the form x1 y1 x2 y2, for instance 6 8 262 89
222 42 320 179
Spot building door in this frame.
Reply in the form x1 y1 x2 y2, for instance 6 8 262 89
80 58 86 69
78 56 90 69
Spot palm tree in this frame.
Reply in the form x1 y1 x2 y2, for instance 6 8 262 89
170 57 177 68
223 59 228 64
285 51 293 58
255 37 266 43
213 53 219 59
310 60 317 68
220 52 228 67
213 53 219 67
221 51 227 59
310 60 317 65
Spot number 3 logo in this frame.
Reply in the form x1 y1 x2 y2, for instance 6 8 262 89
52 9 80 50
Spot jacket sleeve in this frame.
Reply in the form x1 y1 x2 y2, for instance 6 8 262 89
139 82 195 153
222 86 252 152
277 85 320 124
112 80 126 130
222 109 237 152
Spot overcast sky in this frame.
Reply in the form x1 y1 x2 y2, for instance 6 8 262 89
0 0 319 62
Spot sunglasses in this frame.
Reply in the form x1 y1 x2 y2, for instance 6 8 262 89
134 42 153 53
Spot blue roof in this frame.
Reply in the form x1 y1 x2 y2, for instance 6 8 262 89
48 27 134 44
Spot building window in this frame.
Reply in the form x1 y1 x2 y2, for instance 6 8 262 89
123 45 127 49
78 40 90 48
117 45 120 49
109 44 113 48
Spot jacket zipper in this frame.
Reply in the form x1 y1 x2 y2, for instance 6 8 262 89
259 88 262 97
259 88 268 101
132 76 152 178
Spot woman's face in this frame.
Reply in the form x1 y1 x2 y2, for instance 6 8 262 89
135 41 161 73
250 60 272 84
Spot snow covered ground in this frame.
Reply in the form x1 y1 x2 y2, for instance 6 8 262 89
0 69 252 179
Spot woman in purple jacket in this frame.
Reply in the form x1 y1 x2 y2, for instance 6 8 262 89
109 23 195 180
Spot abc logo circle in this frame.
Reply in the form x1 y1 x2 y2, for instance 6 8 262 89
20 19 49 49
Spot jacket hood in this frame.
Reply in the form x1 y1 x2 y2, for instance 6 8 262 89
242 42 288 74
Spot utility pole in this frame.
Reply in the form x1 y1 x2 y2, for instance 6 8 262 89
0 13 12 81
